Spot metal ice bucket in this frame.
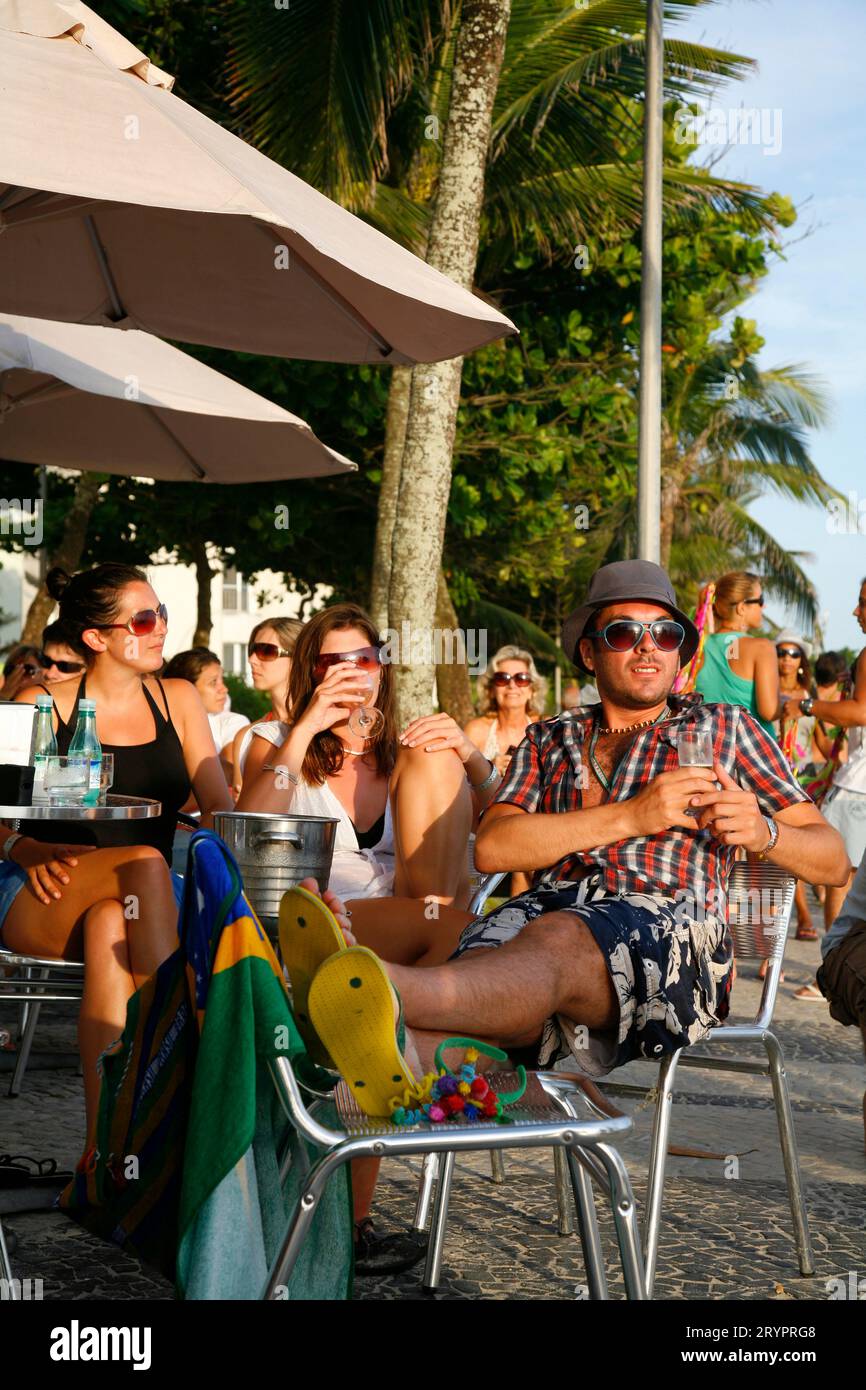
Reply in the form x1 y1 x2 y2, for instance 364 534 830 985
213 812 339 933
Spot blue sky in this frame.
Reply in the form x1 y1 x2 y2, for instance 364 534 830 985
674 0 866 652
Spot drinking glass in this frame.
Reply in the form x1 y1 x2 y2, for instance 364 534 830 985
43 756 89 806
98 753 115 805
347 674 385 739
677 730 715 817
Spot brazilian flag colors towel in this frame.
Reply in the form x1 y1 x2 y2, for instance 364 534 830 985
61 831 352 1300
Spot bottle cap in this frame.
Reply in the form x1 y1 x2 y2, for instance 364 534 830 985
36 693 53 707
78 698 96 712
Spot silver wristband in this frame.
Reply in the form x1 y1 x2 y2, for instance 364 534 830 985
472 761 500 794
263 763 300 785
1 831 22 862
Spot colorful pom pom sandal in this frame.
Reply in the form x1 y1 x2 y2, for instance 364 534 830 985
308 947 527 1124
278 885 347 1067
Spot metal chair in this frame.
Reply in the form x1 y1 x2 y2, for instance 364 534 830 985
264 1055 648 1300
0 949 84 1096
642 860 813 1293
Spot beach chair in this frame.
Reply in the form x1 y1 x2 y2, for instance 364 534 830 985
0 949 84 1096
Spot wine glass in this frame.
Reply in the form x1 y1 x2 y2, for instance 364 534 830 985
347 672 384 739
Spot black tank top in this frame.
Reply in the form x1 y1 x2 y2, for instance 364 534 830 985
20 677 191 864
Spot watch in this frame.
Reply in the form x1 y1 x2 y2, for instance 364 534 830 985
799 697 814 716
757 815 779 860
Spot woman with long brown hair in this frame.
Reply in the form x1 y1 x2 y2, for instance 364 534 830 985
238 602 502 912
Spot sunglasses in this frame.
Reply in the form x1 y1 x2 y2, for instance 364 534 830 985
96 603 168 637
589 619 686 653
248 641 293 662
743 594 765 607
777 648 802 661
492 671 533 687
313 645 383 683
43 657 85 674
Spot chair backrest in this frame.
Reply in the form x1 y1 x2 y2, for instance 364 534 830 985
725 860 795 1029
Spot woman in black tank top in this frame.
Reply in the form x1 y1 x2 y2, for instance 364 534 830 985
0 564 232 1158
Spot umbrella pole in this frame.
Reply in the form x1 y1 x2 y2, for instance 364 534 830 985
637 0 663 564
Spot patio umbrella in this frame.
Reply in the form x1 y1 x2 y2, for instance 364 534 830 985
0 1 517 366
0 312 356 481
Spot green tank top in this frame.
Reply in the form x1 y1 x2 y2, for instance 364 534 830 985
695 631 776 736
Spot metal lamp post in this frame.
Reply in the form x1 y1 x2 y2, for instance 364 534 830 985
637 0 663 563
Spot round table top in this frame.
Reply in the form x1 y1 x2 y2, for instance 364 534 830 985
0 794 161 821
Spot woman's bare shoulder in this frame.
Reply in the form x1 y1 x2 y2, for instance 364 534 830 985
464 716 493 739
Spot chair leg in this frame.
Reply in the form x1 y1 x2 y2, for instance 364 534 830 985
413 1152 439 1233
422 1150 456 1292
554 1145 575 1235
0 1218 16 1292
567 1149 608 1299
642 1049 681 1297
9 976 46 1098
762 1030 815 1276
262 1149 348 1298
489 1150 506 1184
594 1142 647 1300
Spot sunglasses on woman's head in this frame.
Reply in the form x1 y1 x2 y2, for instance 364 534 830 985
96 603 168 637
589 619 686 653
312 645 383 683
492 671 533 687
248 641 292 662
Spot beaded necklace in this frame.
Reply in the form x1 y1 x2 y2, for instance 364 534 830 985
587 706 669 794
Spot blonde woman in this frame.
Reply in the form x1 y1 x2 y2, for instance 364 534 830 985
694 572 779 735
465 645 547 777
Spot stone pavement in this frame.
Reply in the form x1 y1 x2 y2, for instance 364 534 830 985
2 924 865 1302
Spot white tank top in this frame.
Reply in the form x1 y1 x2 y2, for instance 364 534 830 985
238 721 395 900
833 723 866 794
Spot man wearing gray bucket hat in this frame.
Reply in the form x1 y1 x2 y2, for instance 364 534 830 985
362 560 851 1084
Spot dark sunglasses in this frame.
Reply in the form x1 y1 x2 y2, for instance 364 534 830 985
777 648 802 661
590 619 686 654
313 644 383 683
248 641 293 662
492 671 533 687
96 603 168 637
743 594 765 607
43 657 85 674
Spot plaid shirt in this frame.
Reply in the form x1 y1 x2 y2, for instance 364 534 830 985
492 701 810 914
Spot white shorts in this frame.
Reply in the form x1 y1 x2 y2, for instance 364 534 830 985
823 785 866 867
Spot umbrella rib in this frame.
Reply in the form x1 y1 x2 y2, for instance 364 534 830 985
254 221 395 360
85 215 127 322
145 406 208 480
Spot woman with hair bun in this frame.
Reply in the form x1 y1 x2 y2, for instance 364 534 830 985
694 571 780 734
1 564 231 1151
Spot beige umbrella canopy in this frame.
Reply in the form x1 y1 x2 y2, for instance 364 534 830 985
0 1 517 366
0 312 357 481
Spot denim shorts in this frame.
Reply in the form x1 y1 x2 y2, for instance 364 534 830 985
0 861 30 946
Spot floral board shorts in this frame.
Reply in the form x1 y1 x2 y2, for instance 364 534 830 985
452 876 734 1078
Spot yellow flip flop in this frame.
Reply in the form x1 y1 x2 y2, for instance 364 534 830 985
278 885 347 1066
308 947 416 1118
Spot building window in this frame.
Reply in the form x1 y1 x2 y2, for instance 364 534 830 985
222 566 250 612
222 643 247 676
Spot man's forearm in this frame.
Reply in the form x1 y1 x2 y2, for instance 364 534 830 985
809 696 866 729
475 801 636 873
758 820 850 887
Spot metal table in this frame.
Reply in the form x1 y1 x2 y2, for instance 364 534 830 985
0 794 161 822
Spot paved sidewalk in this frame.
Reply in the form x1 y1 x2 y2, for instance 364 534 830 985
2 927 864 1301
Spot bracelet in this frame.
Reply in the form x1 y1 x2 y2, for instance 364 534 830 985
263 764 299 785
1 831 22 862
472 761 501 794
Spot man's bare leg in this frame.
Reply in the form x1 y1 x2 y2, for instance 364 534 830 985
385 911 617 1045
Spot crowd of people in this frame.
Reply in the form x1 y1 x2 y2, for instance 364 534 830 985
0 559 864 1276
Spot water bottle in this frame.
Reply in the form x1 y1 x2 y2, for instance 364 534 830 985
68 698 102 806
29 693 58 803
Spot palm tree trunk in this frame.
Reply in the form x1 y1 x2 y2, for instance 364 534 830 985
434 568 475 725
369 364 413 632
387 0 511 725
21 471 104 643
192 541 214 648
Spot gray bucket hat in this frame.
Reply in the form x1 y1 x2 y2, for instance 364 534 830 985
561 560 700 673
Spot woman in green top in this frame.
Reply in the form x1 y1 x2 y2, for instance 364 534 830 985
695 571 780 736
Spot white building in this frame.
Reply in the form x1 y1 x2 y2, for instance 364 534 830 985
0 547 326 677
